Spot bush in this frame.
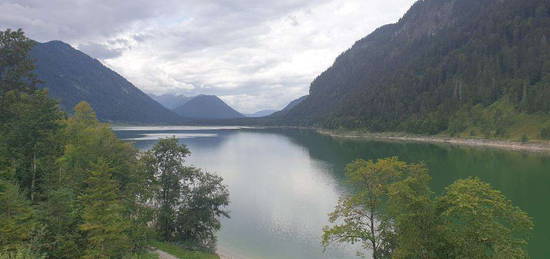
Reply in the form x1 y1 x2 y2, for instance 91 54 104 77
521 134 529 143
541 127 550 140
0 247 44 259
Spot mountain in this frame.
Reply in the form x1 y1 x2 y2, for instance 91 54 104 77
280 95 308 113
150 93 192 110
30 41 183 124
271 95 308 117
246 109 278 117
281 0 550 136
173 95 245 120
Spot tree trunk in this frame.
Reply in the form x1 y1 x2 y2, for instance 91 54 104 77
31 151 37 202
370 208 378 259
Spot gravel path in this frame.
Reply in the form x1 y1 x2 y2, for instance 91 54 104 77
153 249 178 259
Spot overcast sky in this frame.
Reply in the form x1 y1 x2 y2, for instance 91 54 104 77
1 0 416 113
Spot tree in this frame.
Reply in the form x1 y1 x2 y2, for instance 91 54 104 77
437 178 533 258
34 188 82 259
175 168 229 251
79 160 130 259
322 157 417 258
142 138 229 250
324 158 534 258
386 164 442 259
0 29 155 257
59 101 139 192
0 180 35 251
0 29 39 96
142 138 192 241
0 29 64 202
57 102 149 256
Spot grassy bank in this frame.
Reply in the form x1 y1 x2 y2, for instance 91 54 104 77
151 241 219 259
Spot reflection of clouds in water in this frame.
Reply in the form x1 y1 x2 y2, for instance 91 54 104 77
112 125 252 131
123 133 217 140
187 131 360 258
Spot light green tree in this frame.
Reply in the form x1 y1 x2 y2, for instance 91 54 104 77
323 158 534 258
79 161 130 259
322 157 415 258
0 180 35 251
437 178 533 258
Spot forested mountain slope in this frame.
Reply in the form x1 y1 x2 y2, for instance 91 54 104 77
31 41 183 124
282 0 550 138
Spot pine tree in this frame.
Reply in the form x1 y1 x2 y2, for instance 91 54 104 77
0 180 35 251
79 161 130 259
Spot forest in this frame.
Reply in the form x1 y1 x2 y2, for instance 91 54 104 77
280 0 550 140
0 29 229 258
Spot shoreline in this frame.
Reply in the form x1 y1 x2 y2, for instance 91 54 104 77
314 129 550 153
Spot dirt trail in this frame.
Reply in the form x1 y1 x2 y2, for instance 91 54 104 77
153 249 178 259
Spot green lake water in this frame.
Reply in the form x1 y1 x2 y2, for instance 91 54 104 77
114 126 550 259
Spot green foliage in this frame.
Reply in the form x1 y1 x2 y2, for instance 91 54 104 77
541 126 550 139
174 169 230 250
1 29 230 257
0 29 183 258
437 178 533 258
0 181 35 251
0 29 39 95
322 157 424 258
0 90 64 201
33 188 82 259
0 29 64 202
324 157 534 258
0 246 45 259
142 138 229 251
79 161 131 258
447 99 518 138
386 165 441 259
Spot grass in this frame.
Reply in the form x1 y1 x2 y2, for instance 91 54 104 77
151 241 219 259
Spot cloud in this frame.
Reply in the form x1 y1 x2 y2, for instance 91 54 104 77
0 0 417 113
78 42 125 60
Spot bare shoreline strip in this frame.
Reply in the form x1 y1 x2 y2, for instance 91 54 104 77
315 129 550 153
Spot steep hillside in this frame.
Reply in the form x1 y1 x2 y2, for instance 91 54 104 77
282 0 550 138
150 93 192 109
31 41 182 124
271 95 308 117
246 109 278 117
173 95 245 120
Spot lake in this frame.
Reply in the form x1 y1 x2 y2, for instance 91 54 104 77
114 126 550 259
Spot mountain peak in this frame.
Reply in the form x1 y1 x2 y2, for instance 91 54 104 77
31 41 183 124
173 95 244 120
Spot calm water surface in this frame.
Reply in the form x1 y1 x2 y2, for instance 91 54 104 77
114 126 550 259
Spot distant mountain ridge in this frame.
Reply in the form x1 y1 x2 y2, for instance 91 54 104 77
150 93 192 110
31 40 183 124
246 109 278 117
173 95 245 120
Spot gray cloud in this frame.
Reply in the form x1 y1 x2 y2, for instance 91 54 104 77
78 42 125 60
0 0 417 113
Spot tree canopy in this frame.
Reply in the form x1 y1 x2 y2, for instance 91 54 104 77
323 157 533 258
